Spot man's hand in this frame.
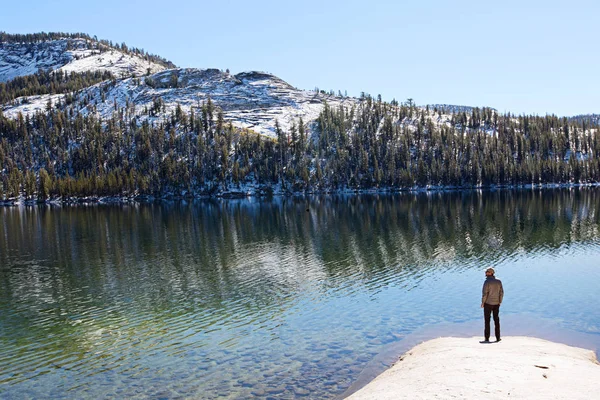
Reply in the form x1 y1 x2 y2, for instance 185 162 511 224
480 303 484 308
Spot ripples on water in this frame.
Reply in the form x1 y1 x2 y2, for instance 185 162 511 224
1 189 600 398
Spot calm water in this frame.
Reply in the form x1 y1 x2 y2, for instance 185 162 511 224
1 190 600 399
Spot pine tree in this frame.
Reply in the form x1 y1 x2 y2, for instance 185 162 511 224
24 170 36 200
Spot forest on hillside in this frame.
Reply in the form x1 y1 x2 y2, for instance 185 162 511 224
0 69 115 104
0 71 599 201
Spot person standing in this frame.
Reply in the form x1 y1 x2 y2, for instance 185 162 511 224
481 267 503 343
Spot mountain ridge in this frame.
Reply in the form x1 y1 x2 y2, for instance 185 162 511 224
2 64 358 138
0 33 174 83
1 33 500 138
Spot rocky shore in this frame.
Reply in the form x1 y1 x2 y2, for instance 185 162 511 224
347 336 600 400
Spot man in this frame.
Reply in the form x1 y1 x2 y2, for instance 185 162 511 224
480 267 503 343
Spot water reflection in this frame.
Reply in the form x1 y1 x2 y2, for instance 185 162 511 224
0 189 599 398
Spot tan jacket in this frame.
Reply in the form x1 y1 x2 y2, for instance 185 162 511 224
482 276 504 305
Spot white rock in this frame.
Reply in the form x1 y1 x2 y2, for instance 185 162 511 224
348 336 600 400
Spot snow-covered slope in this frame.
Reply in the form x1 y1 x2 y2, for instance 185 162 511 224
0 37 494 138
0 38 167 82
4 68 358 137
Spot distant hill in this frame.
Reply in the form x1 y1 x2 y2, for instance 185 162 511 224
425 104 497 114
0 32 174 82
569 114 600 126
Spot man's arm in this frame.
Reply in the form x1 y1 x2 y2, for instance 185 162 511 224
481 281 489 307
499 281 504 305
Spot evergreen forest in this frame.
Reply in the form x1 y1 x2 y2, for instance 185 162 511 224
1 77 599 201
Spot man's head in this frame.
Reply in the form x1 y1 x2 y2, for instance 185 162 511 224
485 268 495 276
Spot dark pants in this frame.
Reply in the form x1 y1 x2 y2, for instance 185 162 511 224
484 303 500 341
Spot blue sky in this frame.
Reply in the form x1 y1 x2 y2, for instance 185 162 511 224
1 0 598 116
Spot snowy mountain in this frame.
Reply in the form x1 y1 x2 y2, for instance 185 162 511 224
0 37 168 82
0 34 497 139
3 67 357 138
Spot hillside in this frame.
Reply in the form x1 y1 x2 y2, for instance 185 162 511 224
0 32 599 202
3 67 356 138
0 35 170 83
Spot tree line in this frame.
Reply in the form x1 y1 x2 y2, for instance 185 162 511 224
313 98 600 189
0 91 599 202
0 69 115 104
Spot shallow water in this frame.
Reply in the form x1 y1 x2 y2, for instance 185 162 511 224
1 189 599 399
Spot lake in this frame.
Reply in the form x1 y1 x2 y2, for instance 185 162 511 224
1 189 600 399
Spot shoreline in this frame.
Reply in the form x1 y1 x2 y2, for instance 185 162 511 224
1 182 599 206
346 336 600 400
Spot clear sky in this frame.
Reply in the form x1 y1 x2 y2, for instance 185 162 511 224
1 0 598 116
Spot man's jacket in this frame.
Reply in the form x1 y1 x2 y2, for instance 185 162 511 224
482 276 504 305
